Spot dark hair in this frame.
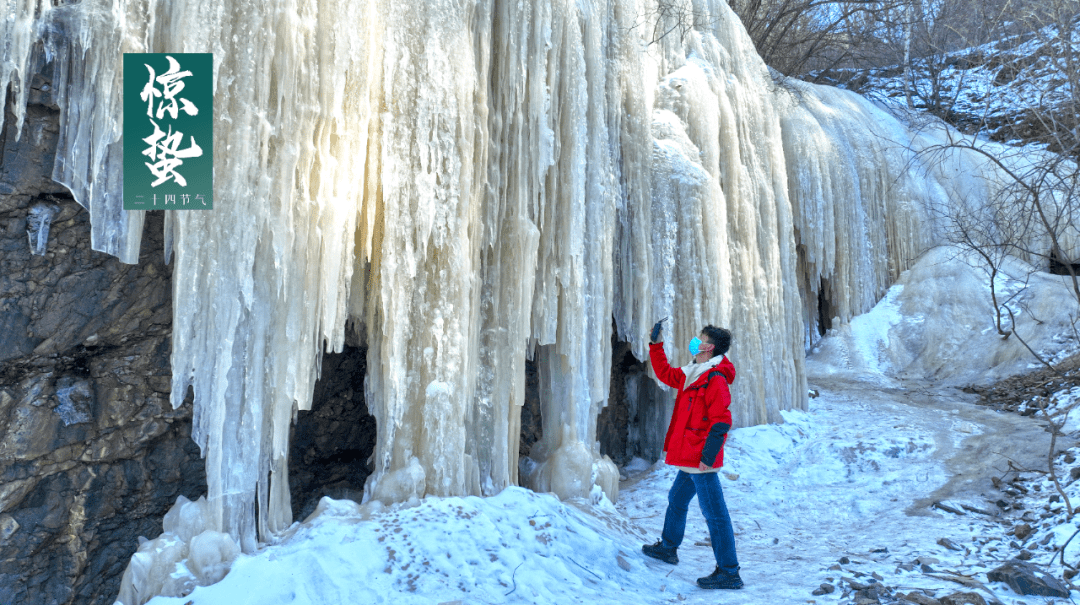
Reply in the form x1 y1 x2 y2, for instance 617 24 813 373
702 325 731 357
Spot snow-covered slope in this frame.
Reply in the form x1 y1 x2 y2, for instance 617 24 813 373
810 246 1080 386
815 19 1080 148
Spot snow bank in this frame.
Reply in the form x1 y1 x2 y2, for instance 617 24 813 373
809 245 1080 385
142 487 655 605
140 388 1058 604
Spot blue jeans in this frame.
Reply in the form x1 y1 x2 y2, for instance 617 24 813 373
660 470 739 573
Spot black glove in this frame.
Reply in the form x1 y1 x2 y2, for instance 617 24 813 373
651 320 665 343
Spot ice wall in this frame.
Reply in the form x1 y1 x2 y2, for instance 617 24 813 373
644 8 806 430
777 83 950 345
776 81 1079 347
3 0 145 261
2 0 1003 568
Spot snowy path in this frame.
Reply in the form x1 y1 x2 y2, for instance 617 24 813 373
618 374 1062 603
149 373 1073 605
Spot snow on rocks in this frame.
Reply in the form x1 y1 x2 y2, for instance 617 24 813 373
814 21 1079 151
987 560 1070 598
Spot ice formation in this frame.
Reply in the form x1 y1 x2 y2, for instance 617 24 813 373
25 203 58 255
809 245 1080 386
53 377 92 425
0 0 1036 594
785 84 1080 345
115 496 241 605
4 0 144 261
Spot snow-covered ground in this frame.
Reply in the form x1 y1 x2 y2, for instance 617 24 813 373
131 248 1080 605
141 383 1075 604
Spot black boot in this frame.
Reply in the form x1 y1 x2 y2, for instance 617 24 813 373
641 540 679 564
697 566 743 589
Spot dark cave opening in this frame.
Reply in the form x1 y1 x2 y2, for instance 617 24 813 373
597 326 668 467
1049 250 1080 278
288 343 376 522
518 354 543 461
818 277 834 336
518 325 669 476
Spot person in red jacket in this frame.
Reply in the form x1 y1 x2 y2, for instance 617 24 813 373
642 323 743 590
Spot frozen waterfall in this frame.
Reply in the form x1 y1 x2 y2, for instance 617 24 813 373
1 0 1010 575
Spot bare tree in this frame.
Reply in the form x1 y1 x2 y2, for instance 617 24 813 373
1009 0 1080 157
911 0 1080 535
631 0 716 46
728 0 909 75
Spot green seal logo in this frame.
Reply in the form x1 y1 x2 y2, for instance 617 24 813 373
123 53 213 210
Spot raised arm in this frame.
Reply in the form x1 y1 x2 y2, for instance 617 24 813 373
649 342 685 389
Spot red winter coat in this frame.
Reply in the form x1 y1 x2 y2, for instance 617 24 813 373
650 343 736 468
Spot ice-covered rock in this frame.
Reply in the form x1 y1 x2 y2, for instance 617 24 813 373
25 203 58 255
987 559 1070 597
366 456 427 506
808 245 1080 385
52 377 92 426
115 496 241 605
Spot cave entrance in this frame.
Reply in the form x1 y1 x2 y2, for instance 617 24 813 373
597 326 668 467
817 277 834 336
1049 250 1080 278
288 343 375 521
518 353 543 464
516 324 669 479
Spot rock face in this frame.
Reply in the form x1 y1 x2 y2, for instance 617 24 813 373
0 69 206 605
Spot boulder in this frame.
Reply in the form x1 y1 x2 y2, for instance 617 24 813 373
937 537 962 551
986 560 1070 597
853 582 891 604
939 591 986 605
897 592 940 605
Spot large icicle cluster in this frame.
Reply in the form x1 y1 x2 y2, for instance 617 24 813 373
2 0 1014 576
3 0 145 261
777 82 1080 346
778 83 957 345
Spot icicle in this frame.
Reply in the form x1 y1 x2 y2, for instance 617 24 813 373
773 79 1030 350
26 203 59 255
0 0 51 143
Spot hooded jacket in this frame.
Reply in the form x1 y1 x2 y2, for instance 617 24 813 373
649 342 736 469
